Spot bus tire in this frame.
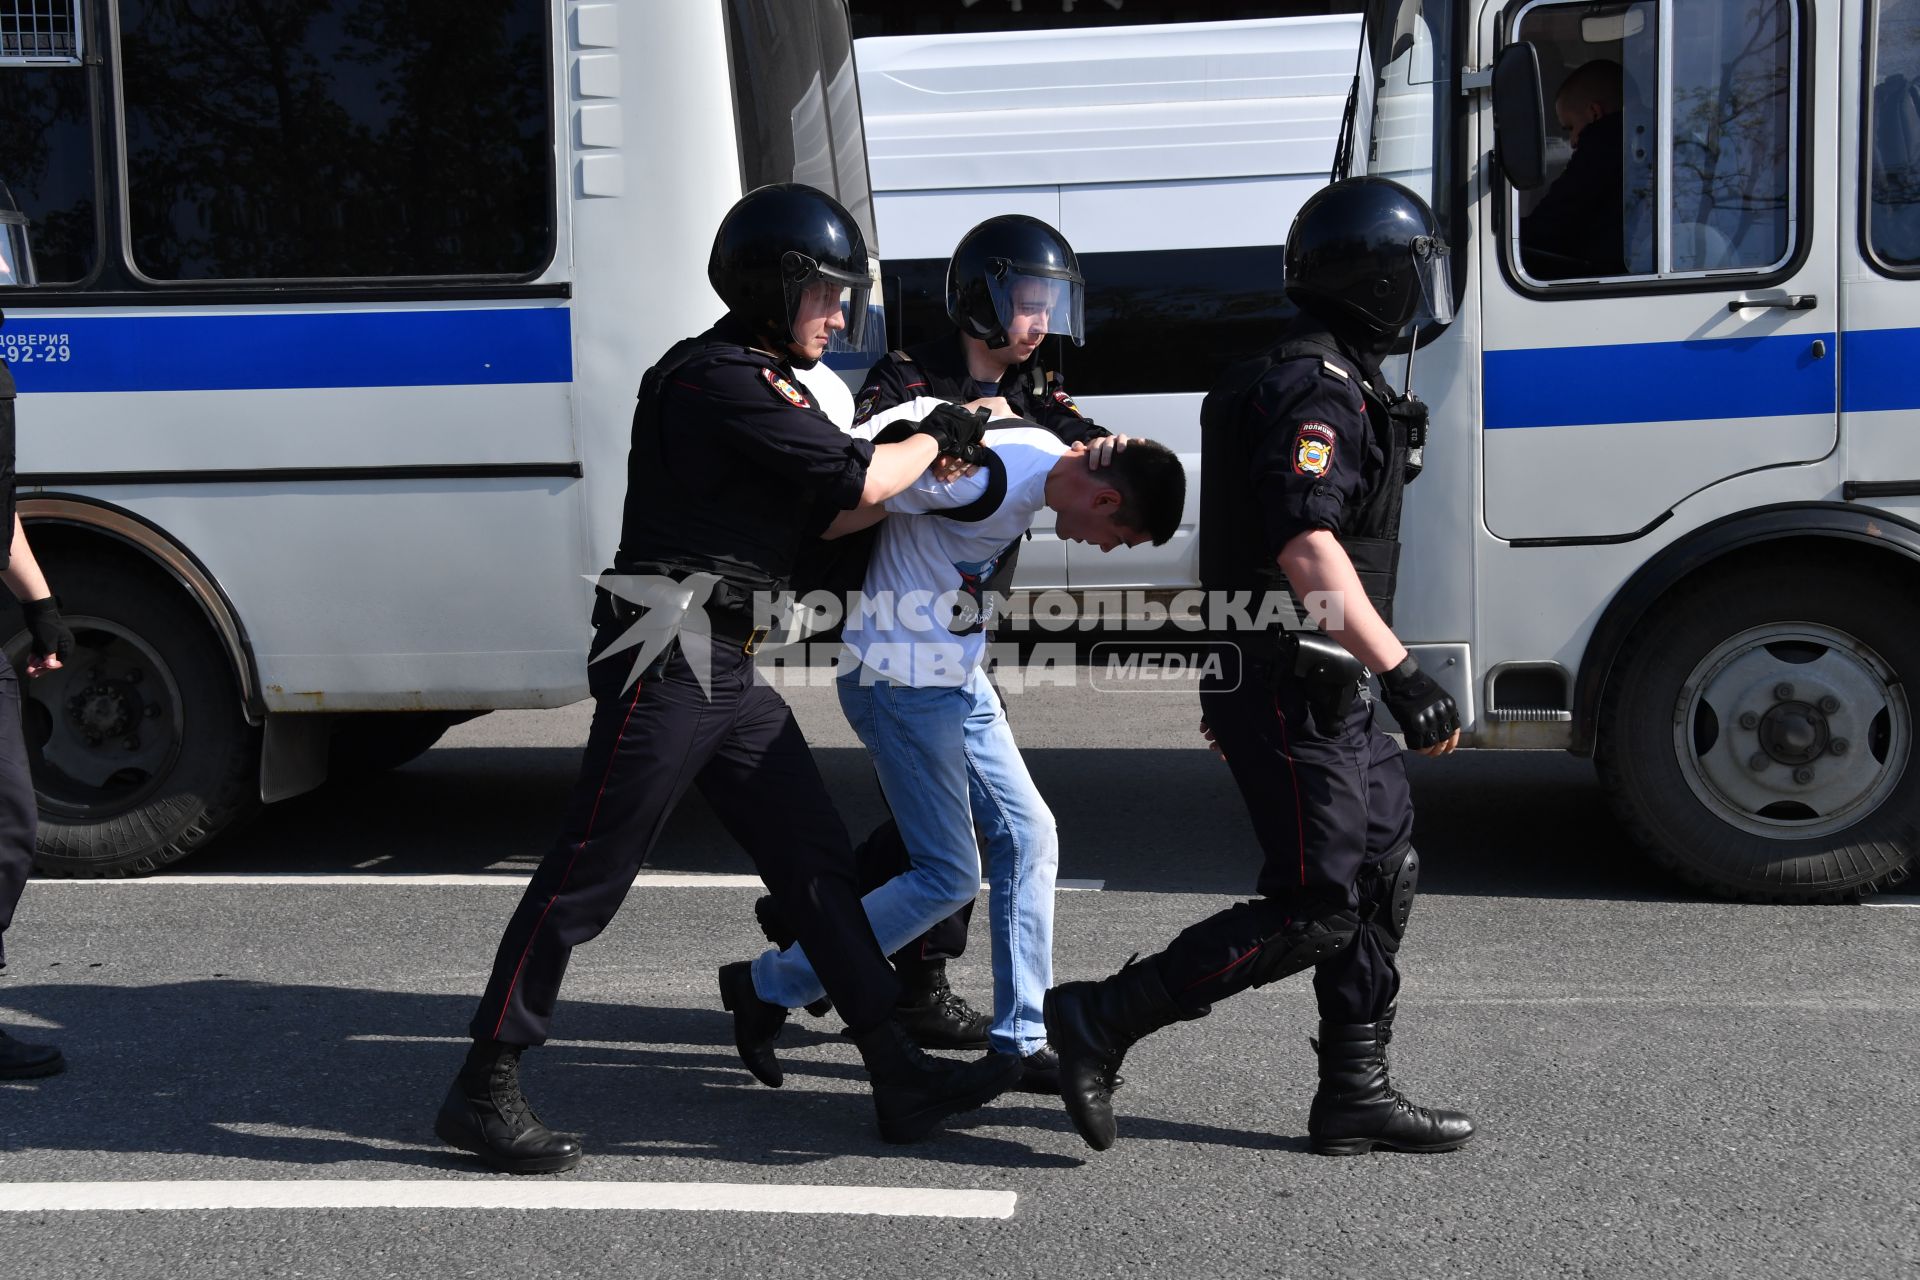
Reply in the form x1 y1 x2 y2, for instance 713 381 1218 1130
1596 553 1917 902
10 559 260 877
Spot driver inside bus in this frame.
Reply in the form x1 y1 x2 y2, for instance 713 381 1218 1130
1520 59 1628 280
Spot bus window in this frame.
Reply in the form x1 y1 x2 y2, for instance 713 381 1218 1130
1512 0 1799 285
120 0 553 282
1867 0 1920 272
0 3 96 286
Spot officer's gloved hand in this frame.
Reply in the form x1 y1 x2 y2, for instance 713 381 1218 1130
1380 655 1459 750
20 596 75 672
912 403 991 458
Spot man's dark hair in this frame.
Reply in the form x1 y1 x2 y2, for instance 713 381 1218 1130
1557 59 1623 116
1105 439 1186 546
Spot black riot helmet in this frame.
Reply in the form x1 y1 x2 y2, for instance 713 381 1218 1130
0 179 36 288
946 215 1086 350
708 183 871 352
1283 177 1452 339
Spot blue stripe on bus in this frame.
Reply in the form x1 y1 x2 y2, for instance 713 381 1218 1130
0 307 572 393
1840 326 1920 414
1482 330 1836 429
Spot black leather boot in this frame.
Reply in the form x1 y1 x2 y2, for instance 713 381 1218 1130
434 1041 582 1174
1044 960 1196 1152
0 1027 64 1080
718 961 788 1087
892 959 990 1050
750 897 833 1019
1307 1014 1476 1156
850 1019 1022 1143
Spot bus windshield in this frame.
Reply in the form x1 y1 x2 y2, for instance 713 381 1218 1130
1339 0 1456 231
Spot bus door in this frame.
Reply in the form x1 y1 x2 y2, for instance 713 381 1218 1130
1480 0 1839 542
1848 0 1920 479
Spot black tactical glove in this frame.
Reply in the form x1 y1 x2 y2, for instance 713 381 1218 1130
1380 655 1459 750
911 403 991 458
20 595 74 667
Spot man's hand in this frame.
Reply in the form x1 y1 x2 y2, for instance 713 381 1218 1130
913 403 991 457
1082 433 1130 470
1380 656 1461 756
932 454 980 483
1199 718 1227 763
20 596 73 678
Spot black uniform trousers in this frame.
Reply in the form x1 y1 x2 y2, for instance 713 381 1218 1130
471 629 899 1045
0 660 36 971
1152 662 1413 1024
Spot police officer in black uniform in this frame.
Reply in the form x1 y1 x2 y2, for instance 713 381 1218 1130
757 216 1111 1063
435 184 1019 1173
1044 178 1478 1156
0 190 76 1080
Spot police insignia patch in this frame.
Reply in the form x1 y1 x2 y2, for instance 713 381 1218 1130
762 366 811 408
1293 422 1335 476
854 392 877 425
1053 388 1083 416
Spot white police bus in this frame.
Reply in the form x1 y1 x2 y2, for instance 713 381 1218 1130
854 0 1919 901
0 0 885 874
1325 0 1919 900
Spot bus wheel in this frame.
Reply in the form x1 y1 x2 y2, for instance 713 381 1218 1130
9 561 260 877
1597 556 1917 902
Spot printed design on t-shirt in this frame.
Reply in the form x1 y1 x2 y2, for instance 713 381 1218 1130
1293 421 1336 477
946 552 1001 636
761 366 811 409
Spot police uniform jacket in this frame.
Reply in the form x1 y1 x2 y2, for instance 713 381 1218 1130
852 331 1107 446
614 314 874 610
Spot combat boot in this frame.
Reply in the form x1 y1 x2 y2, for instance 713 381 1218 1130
434 1041 582 1174
0 1027 64 1080
1044 959 1197 1152
1307 1011 1476 1156
892 959 990 1050
849 1019 1022 1143
718 961 788 1087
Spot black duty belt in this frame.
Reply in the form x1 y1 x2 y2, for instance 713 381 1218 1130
592 588 772 656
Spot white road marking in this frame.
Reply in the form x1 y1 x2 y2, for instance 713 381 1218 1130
34 873 1106 890
1863 895 1920 909
0 1180 1017 1219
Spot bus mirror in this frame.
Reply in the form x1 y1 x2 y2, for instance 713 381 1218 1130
1491 42 1548 192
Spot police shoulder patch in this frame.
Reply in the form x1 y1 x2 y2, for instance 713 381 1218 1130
1293 421 1336 476
1052 388 1083 416
762 366 811 409
854 390 878 426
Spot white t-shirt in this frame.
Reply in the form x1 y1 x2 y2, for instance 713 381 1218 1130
843 398 1068 687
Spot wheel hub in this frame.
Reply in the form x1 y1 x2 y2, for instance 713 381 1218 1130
1755 700 1828 766
68 677 147 743
1679 624 1909 840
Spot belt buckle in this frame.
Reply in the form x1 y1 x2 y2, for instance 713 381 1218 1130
742 625 770 656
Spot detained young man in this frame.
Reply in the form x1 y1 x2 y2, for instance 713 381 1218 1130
728 400 1186 1086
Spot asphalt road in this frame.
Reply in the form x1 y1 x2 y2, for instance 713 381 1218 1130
1 670 1915 1279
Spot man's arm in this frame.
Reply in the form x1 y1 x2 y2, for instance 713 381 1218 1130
1275 529 1405 673
2 516 72 677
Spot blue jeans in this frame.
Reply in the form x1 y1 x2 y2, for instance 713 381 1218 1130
751 665 1059 1055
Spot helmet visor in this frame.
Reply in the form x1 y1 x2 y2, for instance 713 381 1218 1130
1411 233 1453 326
985 264 1085 348
782 253 871 352
0 217 35 288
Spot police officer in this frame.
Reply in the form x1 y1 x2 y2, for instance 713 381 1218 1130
1043 178 1477 1156
758 215 1113 1064
0 189 75 1080
436 184 1019 1172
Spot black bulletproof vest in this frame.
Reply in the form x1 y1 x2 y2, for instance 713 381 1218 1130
1198 329 1415 625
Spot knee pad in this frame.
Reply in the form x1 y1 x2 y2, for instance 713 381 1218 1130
1246 906 1360 989
1359 843 1419 954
